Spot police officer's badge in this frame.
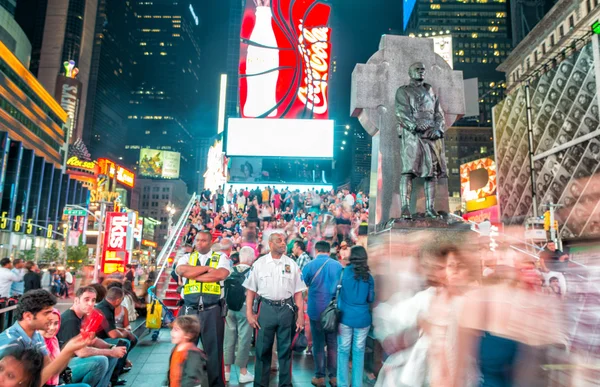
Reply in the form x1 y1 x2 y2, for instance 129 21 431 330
285 264 291 273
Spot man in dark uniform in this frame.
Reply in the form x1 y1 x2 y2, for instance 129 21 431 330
396 62 447 219
176 230 232 387
244 232 307 387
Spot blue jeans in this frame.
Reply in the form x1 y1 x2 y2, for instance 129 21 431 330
337 323 369 387
69 355 111 387
105 338 131 380
310 319 337 379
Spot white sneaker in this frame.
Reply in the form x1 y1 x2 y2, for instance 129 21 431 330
224 372 230 382
239 372 255 384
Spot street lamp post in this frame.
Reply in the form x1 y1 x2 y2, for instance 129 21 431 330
63 221 69 265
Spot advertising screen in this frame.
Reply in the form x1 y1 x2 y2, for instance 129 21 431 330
101 212 129 274
460 157 497 202
239 0 332 119
139 149 181 179
432 35 453 69
227 118 334 158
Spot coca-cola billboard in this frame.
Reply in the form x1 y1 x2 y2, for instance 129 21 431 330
101 212 129 274
239 0 332 119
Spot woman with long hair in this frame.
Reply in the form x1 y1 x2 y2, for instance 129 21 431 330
0 347 44 387
337 245 375 387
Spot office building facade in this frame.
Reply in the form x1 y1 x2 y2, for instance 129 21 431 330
15 0 99 144
494 0 600 240
83 0 136 160
405 0 512 125
350 127 372 192
125 0 202 194
0 41 88 258
136 178 190 247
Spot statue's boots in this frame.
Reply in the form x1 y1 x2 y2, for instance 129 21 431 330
425 179 440 218
401 176 413 220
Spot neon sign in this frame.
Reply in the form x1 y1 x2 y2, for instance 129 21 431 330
239 0 332 119
101 212 129 274
66 156 97 171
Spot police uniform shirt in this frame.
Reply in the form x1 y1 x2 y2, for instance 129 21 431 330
177 250 232 298
243 253 307 301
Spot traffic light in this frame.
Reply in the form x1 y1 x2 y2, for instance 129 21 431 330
544 211 551 231
554 220 559 230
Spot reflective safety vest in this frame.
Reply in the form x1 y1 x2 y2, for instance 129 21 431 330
183 251 222 306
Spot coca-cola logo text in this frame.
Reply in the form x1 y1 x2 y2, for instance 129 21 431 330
297 21 330 115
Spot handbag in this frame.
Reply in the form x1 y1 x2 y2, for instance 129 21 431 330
320 271 343 333
146 299 163 329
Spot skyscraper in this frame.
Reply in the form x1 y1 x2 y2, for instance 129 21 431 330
350 127 372 192
125 0 202 193
405 0 512 125
15 0 99 143
83 0 136 160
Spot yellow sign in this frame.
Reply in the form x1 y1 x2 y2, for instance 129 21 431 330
90 190 120 203
0 212 7 229
66 156 97 171
47 224 53 238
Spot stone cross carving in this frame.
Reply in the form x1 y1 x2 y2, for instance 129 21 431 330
350 35 465 228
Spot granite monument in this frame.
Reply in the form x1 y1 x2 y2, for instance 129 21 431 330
350 35 465 229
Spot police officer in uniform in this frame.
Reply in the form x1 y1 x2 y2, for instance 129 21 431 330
176 230 232 387
243 232 307 387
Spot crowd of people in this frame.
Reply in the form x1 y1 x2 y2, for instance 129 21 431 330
0 274 143 386
0 184 597 387
163 186 375 387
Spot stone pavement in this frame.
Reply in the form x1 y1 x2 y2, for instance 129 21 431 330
121 328 321 387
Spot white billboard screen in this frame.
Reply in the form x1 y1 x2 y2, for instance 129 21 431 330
226 118 334 158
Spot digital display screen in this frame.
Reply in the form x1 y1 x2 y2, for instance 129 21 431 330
239 0 332 119
139 149 181 179
226 118 334 158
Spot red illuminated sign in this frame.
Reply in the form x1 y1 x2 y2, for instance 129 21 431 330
98 158 135 188
101 212 129 274
239 0 332 119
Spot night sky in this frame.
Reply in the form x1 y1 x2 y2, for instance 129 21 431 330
195 1 403 178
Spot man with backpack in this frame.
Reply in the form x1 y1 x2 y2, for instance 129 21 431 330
223 246 256 384
302 241 343 387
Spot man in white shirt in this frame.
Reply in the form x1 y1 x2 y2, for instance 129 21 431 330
176 230 232 387
243 232 307 387
0 258 24 297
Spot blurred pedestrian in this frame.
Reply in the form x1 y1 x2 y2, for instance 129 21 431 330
0 258 24 297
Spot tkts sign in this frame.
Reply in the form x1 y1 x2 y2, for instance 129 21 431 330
101 212 129 274
239 0 332 119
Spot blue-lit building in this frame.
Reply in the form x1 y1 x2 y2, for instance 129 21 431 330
0 39 88 259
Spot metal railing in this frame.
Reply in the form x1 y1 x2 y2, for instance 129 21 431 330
0 305 17 334
152 193 197 289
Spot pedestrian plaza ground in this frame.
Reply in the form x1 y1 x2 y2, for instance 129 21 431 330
122 328 321 386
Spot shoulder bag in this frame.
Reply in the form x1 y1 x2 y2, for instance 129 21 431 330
320 270 343 333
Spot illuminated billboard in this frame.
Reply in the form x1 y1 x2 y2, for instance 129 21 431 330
101 212 129 274
460 157 497 212
239 0 332 119
432 35 453 69
227 118 334 158
139 149 181 179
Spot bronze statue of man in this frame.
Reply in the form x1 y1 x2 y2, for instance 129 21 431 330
395 62 447 219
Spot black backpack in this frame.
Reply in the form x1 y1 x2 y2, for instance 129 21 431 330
224 267 251 312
